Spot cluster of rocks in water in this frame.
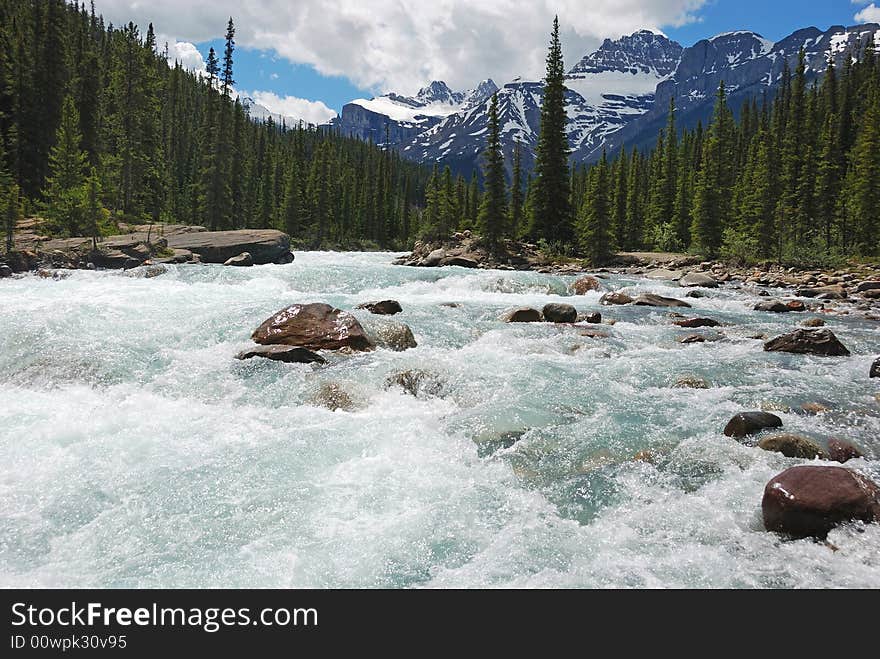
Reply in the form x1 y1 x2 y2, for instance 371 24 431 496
0 220 295 275
7 222 879 544
719 409 878 538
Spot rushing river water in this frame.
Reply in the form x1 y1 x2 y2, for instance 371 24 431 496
1 251 879 588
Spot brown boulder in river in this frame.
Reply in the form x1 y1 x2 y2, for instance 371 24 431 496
674 317 720 328
757 434 826 459
542 303 578 323
826 438 864 464
501 307 543 323
762 466 880 538
571 276 601 295
251 303 374 352
764 329 850 357
599 292 634 306
632 294 692 308
723 411 783 438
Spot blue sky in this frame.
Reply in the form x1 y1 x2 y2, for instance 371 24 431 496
95 0 880 122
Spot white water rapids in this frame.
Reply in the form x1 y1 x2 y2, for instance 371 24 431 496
1 251 879 587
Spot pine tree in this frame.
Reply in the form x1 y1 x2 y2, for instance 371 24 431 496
691 83 733 257
530 16 572 246
841 88 880 254
510 142 524 235
477 93 507 250
221 18 235 97
280 158 301 238
43 95 87 234
578 150 612 265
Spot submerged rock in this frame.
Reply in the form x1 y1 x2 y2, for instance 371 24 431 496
673 376 710 389
474 429 528 457
871 358 880 378
632 294 692 308
124 264 168 278
599 292 634 306
501 307 542 323
786 300 806 312
679 272 718 288
542 303 578 323
223 252 254 267
384 370 444 398
236 345 326 365
800 402 830 415
370 322 418 352
357 300 403 315
723 411 783 438
571 275 601 294
679 334 707 344
827 438 864 464
802 318 826 328
251 303 374 352
762 466 880 538
757 434 826 459
0 264 13 278
579 328 610 339
764 329 850 357
310 382 357 412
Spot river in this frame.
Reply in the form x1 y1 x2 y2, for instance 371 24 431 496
1 251 878 587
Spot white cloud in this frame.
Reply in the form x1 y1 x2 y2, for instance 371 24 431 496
91 0 707 94
854 3 880 23
167 40 206 73
245 90 337 125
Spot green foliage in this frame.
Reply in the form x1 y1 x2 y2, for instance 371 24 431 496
529 16 573 245
0 2 429 248
477 93 507 250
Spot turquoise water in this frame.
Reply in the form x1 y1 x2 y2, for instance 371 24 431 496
1 251 878 588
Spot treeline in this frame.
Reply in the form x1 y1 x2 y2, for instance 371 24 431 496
421 22 880 266
0 0 430 250
572 41 880 264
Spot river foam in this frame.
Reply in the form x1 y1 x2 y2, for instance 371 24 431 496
1 252 878 587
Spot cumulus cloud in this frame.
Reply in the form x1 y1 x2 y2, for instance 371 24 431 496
854 2 880 23
92 0 707 94
244 91 337 125
167 40 206 72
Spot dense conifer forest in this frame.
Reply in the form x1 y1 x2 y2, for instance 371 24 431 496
1 2 878 265
0 0 431 250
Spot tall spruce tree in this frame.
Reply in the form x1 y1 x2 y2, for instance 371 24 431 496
578 150 612 265
530 16 572 246
510 142 524 235
477 93 507 250
43 96 87 235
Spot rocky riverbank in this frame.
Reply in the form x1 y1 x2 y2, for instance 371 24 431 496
0 219 294 275
392 232 880 322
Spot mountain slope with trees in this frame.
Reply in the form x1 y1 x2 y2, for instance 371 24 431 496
0 0 431 251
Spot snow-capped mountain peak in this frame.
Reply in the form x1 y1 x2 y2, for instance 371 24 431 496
415 81 460 106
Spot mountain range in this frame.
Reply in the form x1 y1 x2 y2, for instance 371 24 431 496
325 23 880 177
